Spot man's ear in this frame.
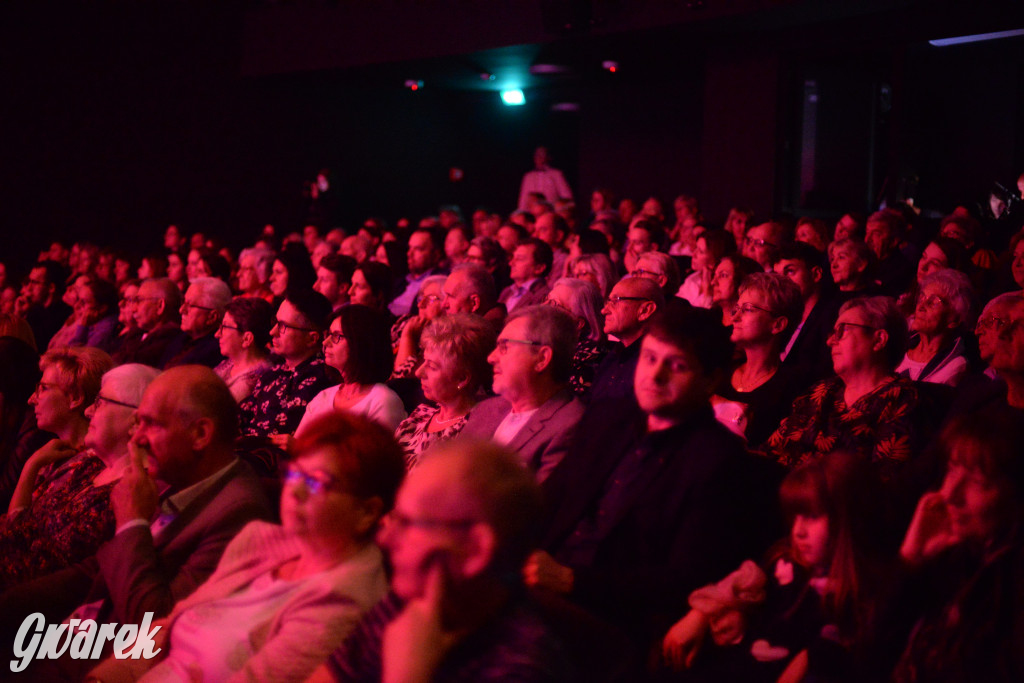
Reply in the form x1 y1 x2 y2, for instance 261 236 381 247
872 329 890 354
355 497 385 539
533 345 554 375
637 300 658 323
811 265 823 284
468 293 482 314
461 523 497 579
190 416 216 451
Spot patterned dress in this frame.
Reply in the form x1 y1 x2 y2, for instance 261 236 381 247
239 356 335 437
763 374 922 481
568 338 613 397
394 403 470 469
0 451 116 590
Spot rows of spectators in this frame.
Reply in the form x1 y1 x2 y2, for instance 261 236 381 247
0 173 1023 681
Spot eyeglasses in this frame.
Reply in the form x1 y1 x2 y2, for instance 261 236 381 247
219 322 240 332
420 294 443 306
274 319 316 333
284 463 342 496
495 337 544 354
384 509 476 533
32 381 61 396
732 303 773 317
94 394 138 410
976 316 1009 334
606 295 651 305
181 301 215 312
745 237 777 249
324 331 346 345
829 322 877 340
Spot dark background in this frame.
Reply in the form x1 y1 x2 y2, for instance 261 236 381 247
1 1 1022 276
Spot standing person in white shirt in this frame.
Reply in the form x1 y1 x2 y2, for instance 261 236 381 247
518 146 572 211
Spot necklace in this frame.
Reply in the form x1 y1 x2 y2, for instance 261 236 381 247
734 365 777 392
433 410 466 426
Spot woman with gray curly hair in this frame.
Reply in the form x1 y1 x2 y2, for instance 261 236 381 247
896 268 975 386
395 313 497 468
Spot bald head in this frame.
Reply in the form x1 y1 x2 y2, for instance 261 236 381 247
602 276 664 346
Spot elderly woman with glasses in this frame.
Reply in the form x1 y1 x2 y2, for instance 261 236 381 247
718 272 805 447
0 364 158 591
764 296 926 482
545 277 612 397
391 275 447 378
214 296 274 403
895 269 974 387
297 305 406 436
87 412 404 683
395 314 496 468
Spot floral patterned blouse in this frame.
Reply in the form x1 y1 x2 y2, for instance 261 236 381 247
569 338 613 397
395 403 470 470
0 451 116 591
762 374 922 481
239 356 335 437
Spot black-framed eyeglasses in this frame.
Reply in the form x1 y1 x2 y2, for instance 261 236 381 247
629 268 662 279
732 303 773 317
274 319 315 333
219 322 240 332
495 337 544 354
94 394 138 410
384 509 477 533
284 462 342 496
830 322 876 340
324 331 346 345
745 237 777 249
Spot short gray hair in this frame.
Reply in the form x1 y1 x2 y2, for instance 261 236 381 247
102 364 161 408
239 246 275 283
506 305 579 383
568 253 618 298
918 268 975 329
839 296 908 369
449 264 497 311
551 278 604 343
636 251 681 298
189 277 232 312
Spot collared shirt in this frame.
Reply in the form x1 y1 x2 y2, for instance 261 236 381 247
492 407 540 446
239 356 335 437
504 278 541 313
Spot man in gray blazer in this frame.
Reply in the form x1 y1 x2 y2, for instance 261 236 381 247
461 305 584 482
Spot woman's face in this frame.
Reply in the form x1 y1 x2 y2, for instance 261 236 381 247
185 250 203 282
74 285 104 327
976 302 1012 365
417 281 444 321
940 445 1007 545
348 270 378 308
29 366 76 433
322 318 349 375
591 191 606 214
281 448 374 545
269 260 289 298
119 284 139 327
692 237 713 272
415 346 463 405
216 311 244 359
913 284 956 337
795 223 826 252
712 260 737 304
1012 241 1024 289
828 306 882 377
63 275 88 308
572 263 599 291
829 245 864 288
917 243 949 284
791 513 830 571
730 288 776 347
445 230 470 264
373 243 390 267
137 259 153 280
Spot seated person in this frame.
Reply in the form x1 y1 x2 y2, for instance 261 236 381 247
896 269 974 386
297 305 406 435
396 314 495 468
764 296 926 483
529 306 775 644
545 277 612 397
214 296 274 403
591 276 663 404
710 254 763 327
894 410 1024 681
111 277 186 367
717 272 805 446
0 337 44 510
391 275 447 377
311 439 570 683
161 276 232 368
461 305 584 482
660 453 885 682
67 276 120 354
87 412 405 683
0 366 273 679
240 290 335 439
828 239 875 301
0 364 159 591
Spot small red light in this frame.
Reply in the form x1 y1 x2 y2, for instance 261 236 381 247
411 84 418 91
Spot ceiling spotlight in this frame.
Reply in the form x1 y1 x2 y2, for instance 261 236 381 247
480 72 496 81
404 79 424 91
500 89 525 106
601 60 619 73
